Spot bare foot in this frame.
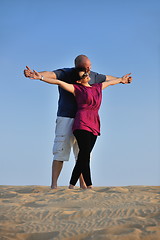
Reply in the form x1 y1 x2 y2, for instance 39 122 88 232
69 184 74 189
80 185 87 189
87 185 93 189
79 174 87 189
51 185 58 189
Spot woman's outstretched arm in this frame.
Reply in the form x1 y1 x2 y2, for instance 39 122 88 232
28 69 75 95
102 73 132 89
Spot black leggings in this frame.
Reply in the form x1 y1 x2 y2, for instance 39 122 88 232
69 129 97 186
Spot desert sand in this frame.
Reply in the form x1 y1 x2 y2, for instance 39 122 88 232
0 185 160 240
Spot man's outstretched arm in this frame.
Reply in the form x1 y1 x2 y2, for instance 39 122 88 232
24 66 57 79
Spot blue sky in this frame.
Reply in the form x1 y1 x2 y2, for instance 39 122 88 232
0 0 160 187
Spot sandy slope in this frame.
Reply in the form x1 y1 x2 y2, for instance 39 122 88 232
0 185 160 240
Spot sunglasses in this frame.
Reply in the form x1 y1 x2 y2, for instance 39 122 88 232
80 72 89 79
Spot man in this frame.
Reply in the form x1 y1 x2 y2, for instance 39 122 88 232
24 55 132 189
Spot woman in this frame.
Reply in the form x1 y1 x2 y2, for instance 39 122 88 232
30 68 132 189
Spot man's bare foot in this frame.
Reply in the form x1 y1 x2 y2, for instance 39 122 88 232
87 185 93 189
69 184 74 189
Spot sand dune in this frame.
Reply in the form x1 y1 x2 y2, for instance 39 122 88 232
0 185 160 240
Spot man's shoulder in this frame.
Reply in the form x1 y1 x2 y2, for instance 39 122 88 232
90 70 97 75
90 70 104 76
89 71 106 84
53 67 74 74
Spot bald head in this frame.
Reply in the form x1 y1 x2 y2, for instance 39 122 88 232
74 55 91 72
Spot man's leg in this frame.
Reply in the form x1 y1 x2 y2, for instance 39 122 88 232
52 117 69 189
52 117 88 189
51 160 63 189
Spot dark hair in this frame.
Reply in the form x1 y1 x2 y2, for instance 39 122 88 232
70 67 86 83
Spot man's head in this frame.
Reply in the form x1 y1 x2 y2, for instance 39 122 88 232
74 55 91 73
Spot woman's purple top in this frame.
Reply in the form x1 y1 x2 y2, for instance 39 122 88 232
72 83 102 136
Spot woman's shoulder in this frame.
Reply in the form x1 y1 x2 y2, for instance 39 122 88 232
73 84 85 92
73 83 82 88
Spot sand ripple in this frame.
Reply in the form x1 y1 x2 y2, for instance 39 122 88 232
0 185 160 240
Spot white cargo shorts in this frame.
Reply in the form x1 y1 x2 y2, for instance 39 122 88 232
52 117 79 161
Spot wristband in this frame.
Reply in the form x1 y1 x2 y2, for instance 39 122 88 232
40 75 44 80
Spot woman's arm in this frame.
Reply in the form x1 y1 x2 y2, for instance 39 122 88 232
29 69 75 95
102 78 122 89
102 73 132 89
106 75 120 81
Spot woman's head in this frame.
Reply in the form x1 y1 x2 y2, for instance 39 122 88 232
75 68 90 84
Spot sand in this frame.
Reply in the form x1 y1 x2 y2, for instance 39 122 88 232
0 185 160 240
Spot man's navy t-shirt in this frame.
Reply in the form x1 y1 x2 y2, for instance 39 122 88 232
54 68 106 118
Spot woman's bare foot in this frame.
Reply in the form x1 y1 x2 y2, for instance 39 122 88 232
80 184 87 189
69 184 74 189
87 185 93 189
51 185 58 189
79 174 87 189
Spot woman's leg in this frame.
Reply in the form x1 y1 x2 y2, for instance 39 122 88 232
69 130 97 187
83 132 97 188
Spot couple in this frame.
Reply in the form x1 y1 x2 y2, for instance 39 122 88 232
24 55 132 189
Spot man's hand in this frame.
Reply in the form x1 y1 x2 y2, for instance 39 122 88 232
121 73 132 84
24 66 41 79
24 66 34 78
